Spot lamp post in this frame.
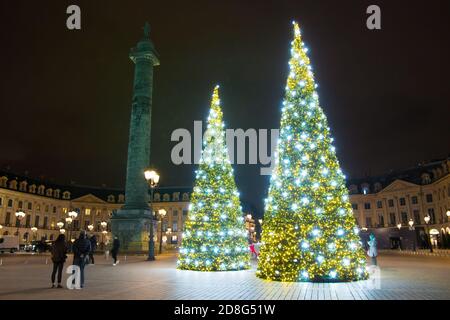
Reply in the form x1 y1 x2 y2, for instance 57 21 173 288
158 209 167 254
31 227 38 241
144 169 160 261
424 215 433 253
56 221 64 229
446 209 450 222
396 223 402 250
100 221 107 243
15 211 26 241
67 210 78 242
88 224 94 232
65 217 73 243
408 219 416 252
59 228 66 234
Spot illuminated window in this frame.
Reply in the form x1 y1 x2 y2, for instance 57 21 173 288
85 208 91 216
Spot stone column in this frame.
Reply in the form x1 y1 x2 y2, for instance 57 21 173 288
111 23 160 253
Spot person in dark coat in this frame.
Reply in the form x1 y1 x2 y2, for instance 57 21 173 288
88 235 97 265
50 234 68 288
111 236 120 266
72 230 91 289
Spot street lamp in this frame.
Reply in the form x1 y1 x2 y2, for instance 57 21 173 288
65 217 73 242
158 208 167 255
397 223 402 230
100 221 107 244
446 209 450 221
246 214 252 220
59 228 66 234
56 221 64 229
31 227 38 241
424 215 433 253
408 219 416 252
15 211 26 238
144 168 160 261
87 224 94 232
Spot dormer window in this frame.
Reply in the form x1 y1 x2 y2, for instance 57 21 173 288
182 193 189 201
0 176 7 188
37 185 45 195
361 183 370 195
54 189 60 198
62 191 71 200
173 192 180 201
19 181 28 192
154 193 161 202
421 173 431 185
107 195 115 203
29 184 36 193
118 194 125 203
46 188 53 197
9 180 18 190
163 194 170 202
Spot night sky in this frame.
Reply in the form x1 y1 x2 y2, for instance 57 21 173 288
1 0 449 216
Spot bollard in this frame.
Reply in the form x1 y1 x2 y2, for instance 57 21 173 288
0 259 2 266
125 255 127 262
45 258 48 265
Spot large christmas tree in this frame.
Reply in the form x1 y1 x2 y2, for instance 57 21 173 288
257 22 368 282
177 85 250 271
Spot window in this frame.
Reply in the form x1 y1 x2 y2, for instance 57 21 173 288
28 202 32 210
173 210 178 217
352 203 358 210
25 215 31 228
411 196 418 204
7 199 13 207
378 214 384 226
365 217 372 227
182 209 188 216
0 197 2 206
85 208 91 216
364 203 371 210
45 205 49 212
5 212 11 225
182 193 189 201
399 198 406 206
376 201 382 209
426 194 433 203
163 194 170 202
388 199 394 207
401 212 408 224
43 217 48 229
172 222 178 232
413 210 420 224
35 216 40 227
389 213 396 225
428 208 436 224
53 206 56 213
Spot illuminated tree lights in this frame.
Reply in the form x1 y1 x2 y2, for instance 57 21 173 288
256 22 368 282
177 86 250 271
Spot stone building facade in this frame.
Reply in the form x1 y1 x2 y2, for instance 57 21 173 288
348 158 450 249
0 172 257 250
2 158 449 251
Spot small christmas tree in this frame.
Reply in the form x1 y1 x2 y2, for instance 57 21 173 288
257 22 368 282
177 85 250 271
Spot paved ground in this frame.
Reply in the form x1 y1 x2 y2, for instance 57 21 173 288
0 252 449 300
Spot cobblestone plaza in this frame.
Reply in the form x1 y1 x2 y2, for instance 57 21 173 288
0 253 448 300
